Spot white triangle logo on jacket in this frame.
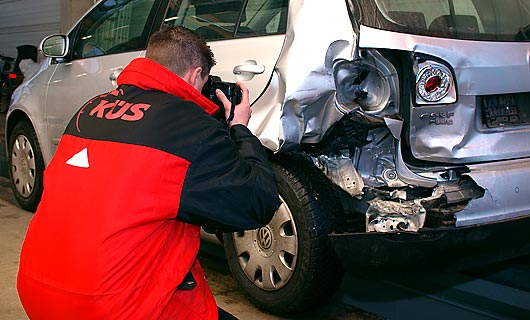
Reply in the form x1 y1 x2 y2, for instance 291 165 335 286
66 148 90 168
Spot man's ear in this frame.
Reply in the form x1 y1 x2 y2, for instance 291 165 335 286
187 67 203 88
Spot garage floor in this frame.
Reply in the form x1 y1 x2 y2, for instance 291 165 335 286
0 177 29 319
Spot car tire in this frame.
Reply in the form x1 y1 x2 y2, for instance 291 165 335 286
223 154 344 315
8 121 44 212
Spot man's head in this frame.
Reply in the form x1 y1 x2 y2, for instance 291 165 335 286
146 26 216 91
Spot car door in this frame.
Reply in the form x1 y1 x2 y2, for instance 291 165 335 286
45 0 164 154
162 0 288 103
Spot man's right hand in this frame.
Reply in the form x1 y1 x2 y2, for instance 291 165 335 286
215 82 251 128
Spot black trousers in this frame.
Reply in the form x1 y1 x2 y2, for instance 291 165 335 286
218 306 238 320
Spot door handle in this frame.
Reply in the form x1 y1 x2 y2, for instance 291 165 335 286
233 64 265 75
109 68 123 85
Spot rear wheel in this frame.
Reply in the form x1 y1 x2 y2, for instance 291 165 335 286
223 154 344 315
8 121 44 211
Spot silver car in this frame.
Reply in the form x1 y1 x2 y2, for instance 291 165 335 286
5 0 530 315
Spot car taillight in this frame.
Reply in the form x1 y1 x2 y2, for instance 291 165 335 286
8 73 17 79
415 59 456 105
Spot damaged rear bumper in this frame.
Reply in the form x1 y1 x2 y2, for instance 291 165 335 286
329 215 530 273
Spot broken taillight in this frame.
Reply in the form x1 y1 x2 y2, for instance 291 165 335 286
333 54 398 115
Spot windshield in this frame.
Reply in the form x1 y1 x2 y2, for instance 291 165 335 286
349 0 530 42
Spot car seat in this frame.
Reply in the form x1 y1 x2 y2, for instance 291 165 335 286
388 11 427 30
191 0 253 40
429 15 479 35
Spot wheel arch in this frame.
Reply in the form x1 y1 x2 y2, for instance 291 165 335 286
6 109 52 165
224 151 346 315
270 151 346 234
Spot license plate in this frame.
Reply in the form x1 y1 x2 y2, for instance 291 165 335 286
481 93 530 128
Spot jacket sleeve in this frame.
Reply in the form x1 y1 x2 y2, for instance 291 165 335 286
177 124 280 232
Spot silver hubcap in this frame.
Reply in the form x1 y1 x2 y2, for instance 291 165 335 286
11 134 36 199
232 196 298 291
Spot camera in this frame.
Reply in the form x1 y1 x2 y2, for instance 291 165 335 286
201 75 242 125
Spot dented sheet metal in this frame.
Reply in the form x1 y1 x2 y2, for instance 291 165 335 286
314 153 364 197
271 0 357 151
357 25 530 164
253 1 530 235
456 158 530 227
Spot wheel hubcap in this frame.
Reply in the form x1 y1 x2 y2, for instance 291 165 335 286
232 196 298 291
257 227 273 250
11 134 36 198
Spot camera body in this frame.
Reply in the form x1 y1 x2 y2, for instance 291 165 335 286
202 75 242 107
202 75 242 124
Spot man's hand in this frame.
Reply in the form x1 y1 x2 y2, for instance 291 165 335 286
215 82 251 128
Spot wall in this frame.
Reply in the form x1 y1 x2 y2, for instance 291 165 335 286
60 0 97 34
0 0 93 59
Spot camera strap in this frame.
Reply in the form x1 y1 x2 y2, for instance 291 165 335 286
227 100 236 123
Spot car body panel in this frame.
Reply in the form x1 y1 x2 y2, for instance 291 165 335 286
458 158 530 226
45 51 145 160
209 35 285 103
272 0 356 151
358 25 530 164
8 60 56 164
207 34 286 151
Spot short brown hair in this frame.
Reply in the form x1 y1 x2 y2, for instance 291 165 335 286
146 26 215 78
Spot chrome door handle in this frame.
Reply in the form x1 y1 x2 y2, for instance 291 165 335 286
109 68 123 84
233 64 265 75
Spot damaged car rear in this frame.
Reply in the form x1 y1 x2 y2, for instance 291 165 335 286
236 0 530 314
308 0 530 270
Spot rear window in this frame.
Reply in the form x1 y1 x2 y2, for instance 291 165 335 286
349 0 530 42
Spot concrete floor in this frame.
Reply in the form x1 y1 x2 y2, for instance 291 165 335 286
0 177 30 320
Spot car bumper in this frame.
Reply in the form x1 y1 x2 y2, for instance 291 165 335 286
329 215 530 272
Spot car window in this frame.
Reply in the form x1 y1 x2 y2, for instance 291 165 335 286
72 0 159 60
351 0 530 42
162 0 288 41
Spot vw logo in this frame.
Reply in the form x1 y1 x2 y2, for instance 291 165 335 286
257 227 273 250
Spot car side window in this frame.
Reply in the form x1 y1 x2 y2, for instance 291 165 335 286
72 0 159 60
240 0 288 36
162 0 288 41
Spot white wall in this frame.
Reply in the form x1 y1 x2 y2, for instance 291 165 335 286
0 0 61 58
60 0 97 35
0 0 93 59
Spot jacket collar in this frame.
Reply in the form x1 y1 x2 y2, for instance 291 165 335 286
117 58 218 115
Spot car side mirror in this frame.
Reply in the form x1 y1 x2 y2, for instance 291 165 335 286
40 34 69 58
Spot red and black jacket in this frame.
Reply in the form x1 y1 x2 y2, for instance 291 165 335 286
17 58 279 320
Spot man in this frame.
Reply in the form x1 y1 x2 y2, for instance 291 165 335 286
17 26 279 320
